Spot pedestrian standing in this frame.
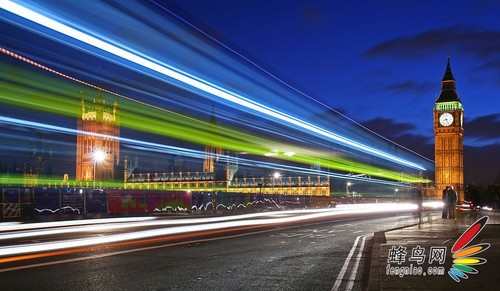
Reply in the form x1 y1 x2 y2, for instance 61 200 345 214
442 186 449 218
448 186 458 219
416 186 423 224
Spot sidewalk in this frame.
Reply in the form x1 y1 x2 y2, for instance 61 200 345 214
367 210 500 290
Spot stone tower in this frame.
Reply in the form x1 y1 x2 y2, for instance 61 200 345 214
203 105 223 173
433 57 464 202
76 91 120 183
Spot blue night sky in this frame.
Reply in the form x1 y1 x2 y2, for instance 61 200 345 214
164 0 500 142
0 0 499 185
163 0 500 183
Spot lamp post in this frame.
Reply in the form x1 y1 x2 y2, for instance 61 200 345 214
86 149 105 214
273 172 280 194
346 182 352 196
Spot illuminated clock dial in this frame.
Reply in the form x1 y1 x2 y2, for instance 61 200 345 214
439 112 453 126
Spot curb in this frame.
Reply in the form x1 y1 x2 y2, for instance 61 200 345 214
366 217 436 290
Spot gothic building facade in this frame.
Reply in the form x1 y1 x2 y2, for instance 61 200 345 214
76 91 120 182
123 106 329 196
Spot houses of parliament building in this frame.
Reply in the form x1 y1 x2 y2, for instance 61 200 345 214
75 91 330 196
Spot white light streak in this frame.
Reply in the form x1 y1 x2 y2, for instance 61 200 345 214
0 0 425 171
0 204 417 257
422 201 444 209
0 217 156 232
0 116 416 187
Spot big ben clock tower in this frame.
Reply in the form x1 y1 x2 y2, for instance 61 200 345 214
434 57 464 202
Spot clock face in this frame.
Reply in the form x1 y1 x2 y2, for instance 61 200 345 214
439 113 454 126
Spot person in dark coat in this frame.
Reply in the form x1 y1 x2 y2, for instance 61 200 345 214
448 186 458 219
416 186 423 224
442 186 449 218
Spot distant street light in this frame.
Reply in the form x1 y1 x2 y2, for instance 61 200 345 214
93 149 105 188
346 182 352 195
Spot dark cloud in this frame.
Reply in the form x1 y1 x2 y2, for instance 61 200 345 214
360 117 433 158
360 116 500 185
301 4 321 24
365 26 500 60
473 62 500 89
479 60 500 69
361 117 415 138
307 112 499 185
308 107 351 122
465 143 500 185
469 0 500 15
394 133 434 160
466 113 500 141
386 80 435 94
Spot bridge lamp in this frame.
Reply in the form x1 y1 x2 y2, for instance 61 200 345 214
346 182 352 195
93 149 105 188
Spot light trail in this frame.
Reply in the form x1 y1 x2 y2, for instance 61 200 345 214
151 0 435 165
0 204 421 237
0 225 270 266
0 209 331 240
0 203 417 258
1 45 418 166
0 112 428 183
130 143 420 187
0 217 157 233
0 0 426 171
0 47 429 183
422 201 444 209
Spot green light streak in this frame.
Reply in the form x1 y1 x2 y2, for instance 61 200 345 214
0 62 429 183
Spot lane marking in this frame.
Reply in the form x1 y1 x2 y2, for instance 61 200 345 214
346 235 367 291
331 234 370 291
331 235 361 290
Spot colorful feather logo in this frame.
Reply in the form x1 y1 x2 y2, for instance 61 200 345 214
448 216 490 282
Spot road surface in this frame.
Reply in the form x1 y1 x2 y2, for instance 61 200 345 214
0 204 424 290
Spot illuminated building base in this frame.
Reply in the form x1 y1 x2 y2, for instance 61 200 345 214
123 171 330 196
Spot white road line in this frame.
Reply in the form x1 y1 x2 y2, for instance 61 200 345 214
331 235 361 291
346 235 367 290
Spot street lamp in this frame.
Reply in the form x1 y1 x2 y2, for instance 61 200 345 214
93 149 105 188
346 182 352 196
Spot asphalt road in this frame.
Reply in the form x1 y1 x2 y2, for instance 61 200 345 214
0 211 422 291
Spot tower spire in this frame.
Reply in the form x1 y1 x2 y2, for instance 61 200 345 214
442 54 455 82
437 56 460 102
